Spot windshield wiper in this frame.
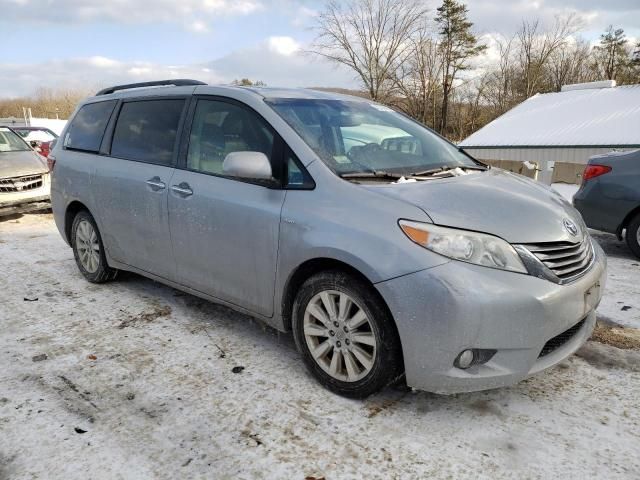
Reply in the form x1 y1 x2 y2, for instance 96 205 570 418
410 165 488 176
340 170 405 180
409 166 445 176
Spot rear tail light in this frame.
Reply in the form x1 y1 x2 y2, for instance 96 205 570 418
47 155 56 172
40 141 51 159
582 164 611 182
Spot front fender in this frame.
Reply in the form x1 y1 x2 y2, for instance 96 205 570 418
272 169 450 328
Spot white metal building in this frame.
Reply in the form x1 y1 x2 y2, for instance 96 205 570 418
459 81 640 184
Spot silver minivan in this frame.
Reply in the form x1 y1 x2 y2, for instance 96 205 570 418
50 80 606 398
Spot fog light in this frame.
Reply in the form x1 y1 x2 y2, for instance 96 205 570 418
455 349 475 369
454 349 497 369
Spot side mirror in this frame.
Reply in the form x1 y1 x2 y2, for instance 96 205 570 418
223 151 273 181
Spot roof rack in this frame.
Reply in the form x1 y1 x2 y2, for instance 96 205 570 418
95 79 207 96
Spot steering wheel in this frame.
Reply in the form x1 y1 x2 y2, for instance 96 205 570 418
348 142 383 160
346 143 383 172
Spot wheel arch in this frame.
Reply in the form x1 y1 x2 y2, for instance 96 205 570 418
64 200 91 244
617 204 640 238
280 257 395 334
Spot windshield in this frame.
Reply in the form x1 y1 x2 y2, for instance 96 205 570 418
267 98 478 176
0 128 32 153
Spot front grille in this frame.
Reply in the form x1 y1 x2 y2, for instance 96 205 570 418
538 319 585 358
0 174 43 193
522 238 593 282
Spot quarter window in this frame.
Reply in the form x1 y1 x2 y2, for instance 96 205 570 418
285 148 314 188
187 100 275 177
111 99 185 165
64 100 117 153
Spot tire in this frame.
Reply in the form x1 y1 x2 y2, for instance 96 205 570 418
626 213 640 259
292 270 403 398
71 210 118 283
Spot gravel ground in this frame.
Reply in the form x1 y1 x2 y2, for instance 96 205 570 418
1 213 639 480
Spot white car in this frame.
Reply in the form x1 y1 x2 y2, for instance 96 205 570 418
0 127 51 216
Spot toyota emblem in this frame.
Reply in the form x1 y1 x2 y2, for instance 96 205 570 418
563 218 578 236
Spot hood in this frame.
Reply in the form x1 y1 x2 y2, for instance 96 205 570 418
0 150 48 179
364 169 584 244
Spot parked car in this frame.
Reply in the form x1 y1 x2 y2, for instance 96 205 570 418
574 150 640 259
0 126 51 216
12 126 58 159
50 79 606 398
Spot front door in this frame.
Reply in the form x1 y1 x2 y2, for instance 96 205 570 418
93 98 186 280
168 98 285 317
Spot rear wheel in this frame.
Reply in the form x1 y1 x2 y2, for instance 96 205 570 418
71 211 118 283
292 270 403 398
626 213 640 259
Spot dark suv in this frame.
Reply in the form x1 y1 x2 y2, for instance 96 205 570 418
574 149 640 258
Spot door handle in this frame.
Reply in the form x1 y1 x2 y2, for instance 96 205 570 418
171 182 193 197
146 177 166 191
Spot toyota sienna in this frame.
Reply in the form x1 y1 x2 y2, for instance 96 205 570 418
50 80 606 398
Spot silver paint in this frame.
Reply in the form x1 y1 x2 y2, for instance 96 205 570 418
51 85 607 394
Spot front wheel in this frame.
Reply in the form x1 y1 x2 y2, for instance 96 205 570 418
71 210 118 283
292 271 403 398
626 213 640 259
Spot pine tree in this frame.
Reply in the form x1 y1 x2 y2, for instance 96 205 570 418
435 0 486 134
596 26 628 80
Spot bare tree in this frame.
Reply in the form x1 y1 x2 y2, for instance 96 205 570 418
392 27 443 125
231 78 266 86
516 15 580 98
481 34 519 116
0 88 90 119
310 0 428 101
547 38 594 91
447 74 489 141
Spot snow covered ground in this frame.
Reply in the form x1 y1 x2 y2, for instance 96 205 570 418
1 213 639 479
551 182 579 202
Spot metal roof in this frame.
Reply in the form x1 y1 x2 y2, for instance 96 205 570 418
460 84 640 148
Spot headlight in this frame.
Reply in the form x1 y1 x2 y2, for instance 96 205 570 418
399 220 528 274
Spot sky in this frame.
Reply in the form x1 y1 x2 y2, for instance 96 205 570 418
0 0 639 98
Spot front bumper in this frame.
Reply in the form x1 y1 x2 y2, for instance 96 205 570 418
0 174 51 216
376 240 607 394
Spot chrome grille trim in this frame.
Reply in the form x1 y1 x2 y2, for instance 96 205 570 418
525 243 579 253
542 247 590 269
515 237 595 284
0 174 44 193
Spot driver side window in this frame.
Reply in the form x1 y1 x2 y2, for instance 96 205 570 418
187 99 275 177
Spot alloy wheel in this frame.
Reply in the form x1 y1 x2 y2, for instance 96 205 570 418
303 290 377 382
75 219 100 274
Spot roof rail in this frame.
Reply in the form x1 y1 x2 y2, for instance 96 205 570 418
95 79 207 96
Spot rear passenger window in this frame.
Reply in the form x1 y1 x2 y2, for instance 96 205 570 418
64 100 116 152
111 99 184 165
